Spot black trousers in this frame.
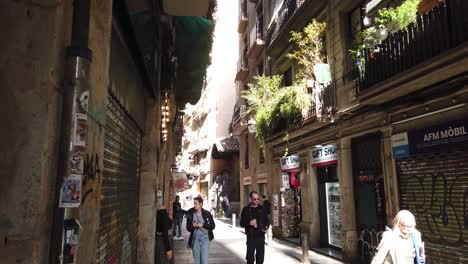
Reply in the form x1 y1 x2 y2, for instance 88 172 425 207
246 236 265 264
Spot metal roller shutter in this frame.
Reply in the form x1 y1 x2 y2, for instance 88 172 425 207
97 95 142 264
397 152 468 264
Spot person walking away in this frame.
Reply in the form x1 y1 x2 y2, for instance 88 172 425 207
261 194 272 245
186 197 216 264
156 204 173 264
261 195 271 216
221 196 230 219
371 210 426 264
172 196 184 240
240 191 270 264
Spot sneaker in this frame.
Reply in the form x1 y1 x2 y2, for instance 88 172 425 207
178 236 184 240
173 236 179 240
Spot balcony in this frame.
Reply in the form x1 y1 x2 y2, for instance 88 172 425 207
231 104 248 135
235 56 249 81
238 0 248 33
248 20 265 59
359 0 468 93
266 0 306 46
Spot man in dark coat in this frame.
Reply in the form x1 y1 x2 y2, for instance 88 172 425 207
240 191 270 264
172 195 184 240
156 204 173 264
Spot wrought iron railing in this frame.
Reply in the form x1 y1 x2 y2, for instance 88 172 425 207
266 0 306 45
359 0 468 92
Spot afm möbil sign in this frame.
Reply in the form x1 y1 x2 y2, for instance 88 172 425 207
408 118 468 155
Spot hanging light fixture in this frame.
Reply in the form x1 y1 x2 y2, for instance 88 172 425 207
161 92 171 142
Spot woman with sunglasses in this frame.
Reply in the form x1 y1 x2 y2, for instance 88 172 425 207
186 196 215 264
371 210 426 264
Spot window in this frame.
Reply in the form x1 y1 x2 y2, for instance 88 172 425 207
259 148 265 163
349 6 363 49
257 62 264 76
283 67 293 86
244 134 250 169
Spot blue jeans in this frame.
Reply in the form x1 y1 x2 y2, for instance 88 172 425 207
192 233 210 264
173 217 182 237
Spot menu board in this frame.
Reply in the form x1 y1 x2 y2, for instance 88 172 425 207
325 182 342 247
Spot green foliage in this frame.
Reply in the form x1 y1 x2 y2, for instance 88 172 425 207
349 0 420 65
242 75 313 148
374 0 420 30
286 19 327 81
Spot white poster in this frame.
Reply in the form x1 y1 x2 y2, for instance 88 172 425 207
281 174 290 189
325 182 342 247
273 194 279 226
73 113 87 147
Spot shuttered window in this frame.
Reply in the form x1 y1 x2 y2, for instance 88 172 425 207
398 152 468 264
97 95 142 263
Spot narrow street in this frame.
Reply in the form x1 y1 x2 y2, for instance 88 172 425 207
173 218 345 264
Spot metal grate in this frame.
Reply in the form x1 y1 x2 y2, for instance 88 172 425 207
97 94 142 264
398 152 468 264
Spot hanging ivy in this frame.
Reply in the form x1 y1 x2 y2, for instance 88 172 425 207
242 75 312 149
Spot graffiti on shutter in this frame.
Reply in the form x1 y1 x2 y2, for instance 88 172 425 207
398 152 468 264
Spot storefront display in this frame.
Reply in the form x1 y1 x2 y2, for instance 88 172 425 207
280 155 302 241
311 144 341 248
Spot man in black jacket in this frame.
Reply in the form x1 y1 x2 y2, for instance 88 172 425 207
172 196 184 240
240 191 269 264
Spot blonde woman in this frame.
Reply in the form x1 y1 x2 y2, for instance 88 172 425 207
371 210 426 264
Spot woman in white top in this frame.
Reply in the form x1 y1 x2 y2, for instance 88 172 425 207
371 210 426 264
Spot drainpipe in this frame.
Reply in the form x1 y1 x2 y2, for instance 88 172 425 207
49 0 92 263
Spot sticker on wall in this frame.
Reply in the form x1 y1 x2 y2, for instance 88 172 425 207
78 91 89 112
69 151 84 174
73 113 87 147
59 174 82 208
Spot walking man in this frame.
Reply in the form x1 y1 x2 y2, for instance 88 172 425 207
172 195 184 240
240 191 269 264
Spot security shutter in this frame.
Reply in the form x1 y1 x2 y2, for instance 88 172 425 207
97 95 142 264
397 152 468 264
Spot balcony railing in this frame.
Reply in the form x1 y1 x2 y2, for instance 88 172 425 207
359 0 468 92
232 104 247 135
266 0 305 45
248 20 265 58
238 0 248 33
235 56 249 81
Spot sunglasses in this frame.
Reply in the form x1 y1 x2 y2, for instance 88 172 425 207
252 198 260 201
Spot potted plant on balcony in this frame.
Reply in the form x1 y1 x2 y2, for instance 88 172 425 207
241 75 312 149
287 19 330 120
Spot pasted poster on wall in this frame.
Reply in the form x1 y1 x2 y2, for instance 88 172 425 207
63 219 81 263
73 113 87 147
326 182 342 247
273 194 279 226
59 174 82 208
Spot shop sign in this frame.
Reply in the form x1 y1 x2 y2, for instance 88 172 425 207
280 155 300 172
408 119 468 155
172 172 189 192
273 194 279 227
391 132 410 158
310 144 337 166
281 174 290 189
243 176 252 185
